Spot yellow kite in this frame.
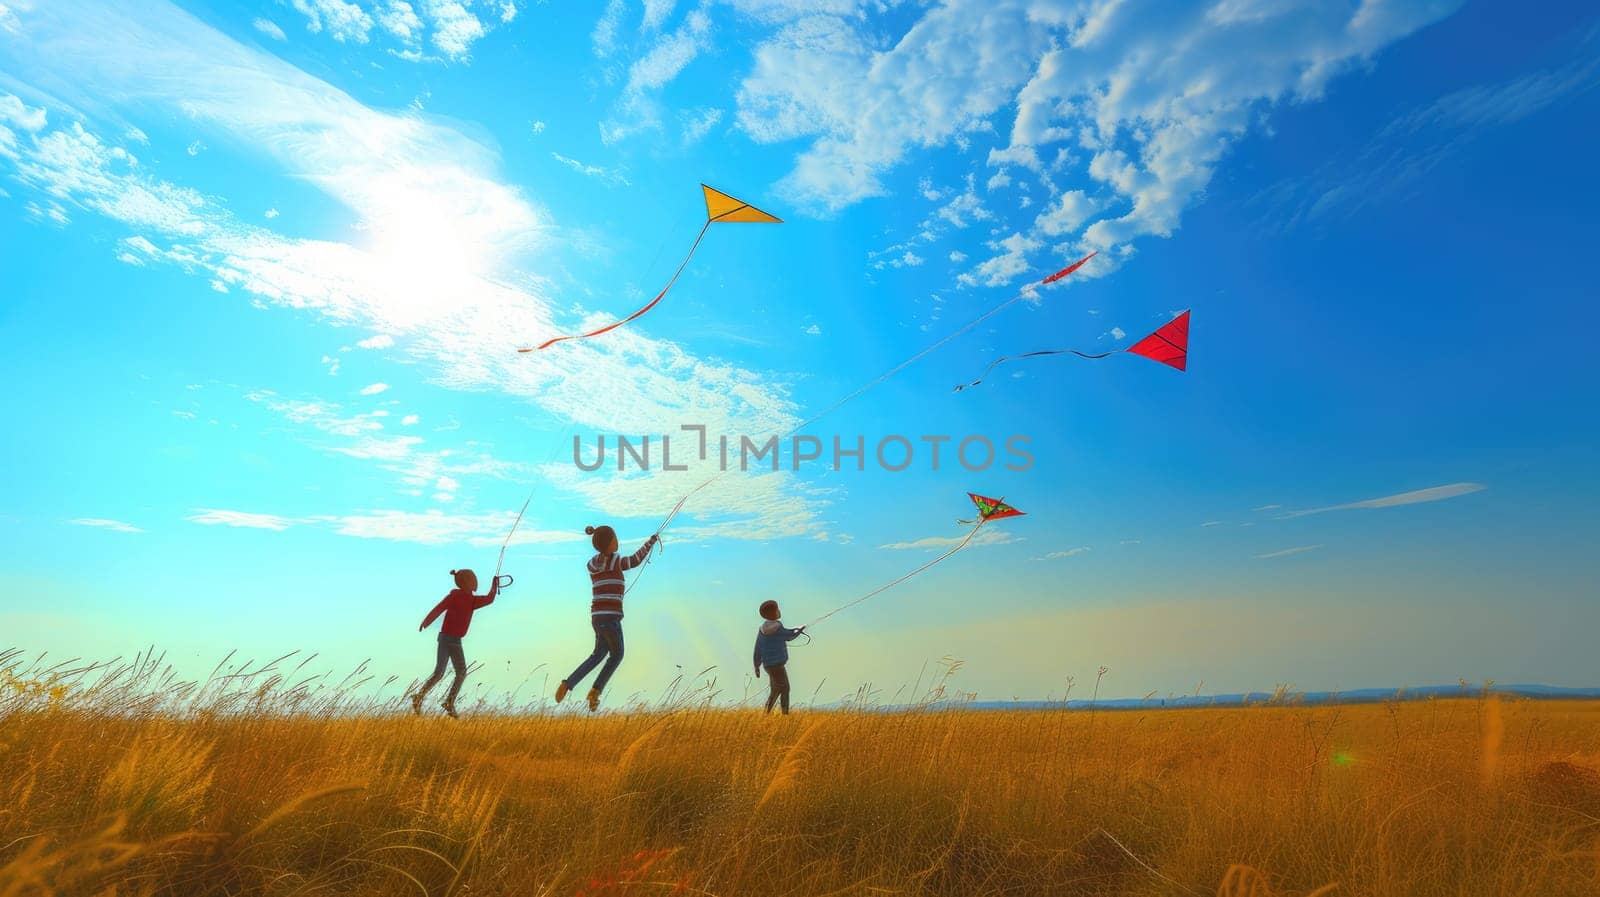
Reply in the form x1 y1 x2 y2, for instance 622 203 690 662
520 185 781 351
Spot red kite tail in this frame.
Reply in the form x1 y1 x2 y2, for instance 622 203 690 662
520 220 712 352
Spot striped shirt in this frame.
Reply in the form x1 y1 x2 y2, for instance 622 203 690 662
587 537 656 617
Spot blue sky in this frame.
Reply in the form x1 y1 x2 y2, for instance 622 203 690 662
2 0 1597 705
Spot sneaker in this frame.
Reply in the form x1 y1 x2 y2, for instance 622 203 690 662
586 688 600 712
410 694 424 716
555 680 570 704
442 701 458 719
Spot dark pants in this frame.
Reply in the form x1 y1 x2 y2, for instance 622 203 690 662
764 663 791 714
566 616 624 693
418 634 467 705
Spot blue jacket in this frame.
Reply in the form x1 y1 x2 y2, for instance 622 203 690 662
753 620 802 667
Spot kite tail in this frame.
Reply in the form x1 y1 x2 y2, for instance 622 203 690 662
520 220 713 352
802 518 991 629
954 348 1118 391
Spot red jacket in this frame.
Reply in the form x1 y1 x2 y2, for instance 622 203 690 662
421 584 497 638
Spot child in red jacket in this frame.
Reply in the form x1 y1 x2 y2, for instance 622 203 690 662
412 568 498 718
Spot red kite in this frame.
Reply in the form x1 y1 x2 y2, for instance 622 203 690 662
953 310 1190 391
960 493 1025 524
520 185 780 352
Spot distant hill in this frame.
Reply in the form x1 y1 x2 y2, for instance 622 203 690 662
954 684 1600 711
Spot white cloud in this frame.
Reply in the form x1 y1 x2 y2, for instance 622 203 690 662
1266 51 1600 227
592 0 624 57
0 2 828 543
325 509 578 546
879 529 1020 551
802 323 820 335
356 333 395 349
601 8 713 142
289 0 372 44
958 232 1041 288
376 1 423 44
187 508 299 531
68 517 143 534
1035 546 1089 560
936 175 991 228
680 106 723 145
733 0 1460 247
530 119 546 135
252 18 287 41
1034 189 1098 237
424 0 486 58
401 414 420 425
279 0 501 61
948 250 966 263
1256 544 1323 560
1200 520 1222 527
358 382 390 396
641 0 676 31
184 505 579 546
737 3 1053 212
1252 503 1281 511
1282 482 1486 519
550 151 630 186
264 207 279 219
1107 326 1125 340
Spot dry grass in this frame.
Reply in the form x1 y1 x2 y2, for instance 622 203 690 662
4 650 1600 896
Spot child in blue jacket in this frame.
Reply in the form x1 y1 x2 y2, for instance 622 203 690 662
753 599 806 715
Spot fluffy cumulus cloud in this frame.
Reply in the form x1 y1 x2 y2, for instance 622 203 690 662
284 0 511 60
730 0 1461 282
600 7 714 142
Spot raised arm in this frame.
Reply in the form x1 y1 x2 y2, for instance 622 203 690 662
472 580 499 609
420 596 449 630
783 625 806 642
617 534 659 572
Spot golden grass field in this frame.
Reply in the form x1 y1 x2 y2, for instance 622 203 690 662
4 652 1600 897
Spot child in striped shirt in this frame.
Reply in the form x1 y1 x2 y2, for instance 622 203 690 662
555 524 658 712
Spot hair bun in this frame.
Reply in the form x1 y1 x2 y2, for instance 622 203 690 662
584 526 596 535
449 569 458 575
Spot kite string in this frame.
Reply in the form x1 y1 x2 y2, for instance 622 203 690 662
627 252 1094 595
788 251 1092 433
639 251 1099 543
493 433 569 585
801 517 990 629
622 473 718 596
